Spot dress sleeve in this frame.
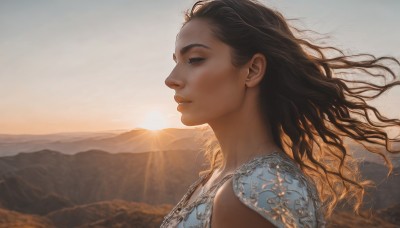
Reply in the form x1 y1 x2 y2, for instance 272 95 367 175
232 159 320 228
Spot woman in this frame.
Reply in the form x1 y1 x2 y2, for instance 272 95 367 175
161 0 400 227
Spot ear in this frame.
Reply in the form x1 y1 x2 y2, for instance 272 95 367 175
244 53 267 88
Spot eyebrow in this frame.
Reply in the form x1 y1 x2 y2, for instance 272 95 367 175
173 43 210 60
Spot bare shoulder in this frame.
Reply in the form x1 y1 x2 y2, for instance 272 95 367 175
211 179 276 228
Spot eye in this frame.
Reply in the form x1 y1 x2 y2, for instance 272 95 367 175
188 57 205 64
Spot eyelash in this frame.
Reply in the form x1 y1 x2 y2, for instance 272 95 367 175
188 57 205 64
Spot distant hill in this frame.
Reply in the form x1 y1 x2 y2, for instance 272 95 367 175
0 175 73 215
0 200 172 228
1 149 397 211
0 208 55 228
326 209 398 228
0 149 205 210
345 138 400 167
376 203 400 226
359 161 400 210
0 128 203 156
46 199 172 228
0 148 203 227
0 128 399 227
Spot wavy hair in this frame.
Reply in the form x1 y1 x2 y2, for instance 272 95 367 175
184 0 400 218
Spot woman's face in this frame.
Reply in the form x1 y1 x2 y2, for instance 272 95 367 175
165 19 248 126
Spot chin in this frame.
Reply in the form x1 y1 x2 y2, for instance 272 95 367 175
181 115 205 126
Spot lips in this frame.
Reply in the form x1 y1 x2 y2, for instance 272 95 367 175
174 95 192 104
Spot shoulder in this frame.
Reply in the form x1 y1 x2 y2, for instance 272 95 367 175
212 153 322 228
212 178 276 228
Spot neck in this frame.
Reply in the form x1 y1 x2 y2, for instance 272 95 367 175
208 91 281 175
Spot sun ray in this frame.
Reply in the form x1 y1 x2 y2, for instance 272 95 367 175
139 109 168 131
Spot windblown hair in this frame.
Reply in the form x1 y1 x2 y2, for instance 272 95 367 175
184 0 400 218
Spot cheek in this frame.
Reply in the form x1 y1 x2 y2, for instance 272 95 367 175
191 61 243 113
194 69 224 95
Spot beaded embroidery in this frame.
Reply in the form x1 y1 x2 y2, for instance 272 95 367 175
160 151 326 228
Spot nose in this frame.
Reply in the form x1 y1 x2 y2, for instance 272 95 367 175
165 68 184 90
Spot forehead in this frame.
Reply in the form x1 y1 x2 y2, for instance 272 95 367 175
175 19 217 50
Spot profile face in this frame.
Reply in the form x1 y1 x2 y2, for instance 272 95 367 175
165 19 248 126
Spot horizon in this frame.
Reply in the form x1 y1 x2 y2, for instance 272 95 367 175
0 126 199 136
1 0 399 134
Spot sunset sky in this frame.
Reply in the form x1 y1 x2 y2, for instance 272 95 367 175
1 0 399 134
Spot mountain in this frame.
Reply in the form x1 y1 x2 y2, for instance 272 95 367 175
326 210 397 228
0 148 202 227
0 128 203 156
359 161 400 210
0 130 125 143
0 128 399 227
0 149 205 213
0 175 73 215
345 138 400 167
0 200 172 228
0 208 55 228
45 199 172 228
376 203 400 226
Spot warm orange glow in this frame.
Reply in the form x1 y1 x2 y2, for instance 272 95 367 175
138 109 168 131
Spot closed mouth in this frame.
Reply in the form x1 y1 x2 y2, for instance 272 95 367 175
174 95 192 104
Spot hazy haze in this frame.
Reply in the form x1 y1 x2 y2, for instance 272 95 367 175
1 0 399 134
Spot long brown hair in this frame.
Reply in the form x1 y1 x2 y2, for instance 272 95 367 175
185 0 400 218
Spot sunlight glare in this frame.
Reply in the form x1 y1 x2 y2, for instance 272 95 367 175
139 109 168 131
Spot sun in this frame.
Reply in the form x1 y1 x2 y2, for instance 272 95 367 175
139 109 168 131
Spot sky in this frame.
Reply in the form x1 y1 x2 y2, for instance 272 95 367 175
0 0 399 134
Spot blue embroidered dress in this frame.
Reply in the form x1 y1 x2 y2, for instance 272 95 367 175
160 151 326 228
